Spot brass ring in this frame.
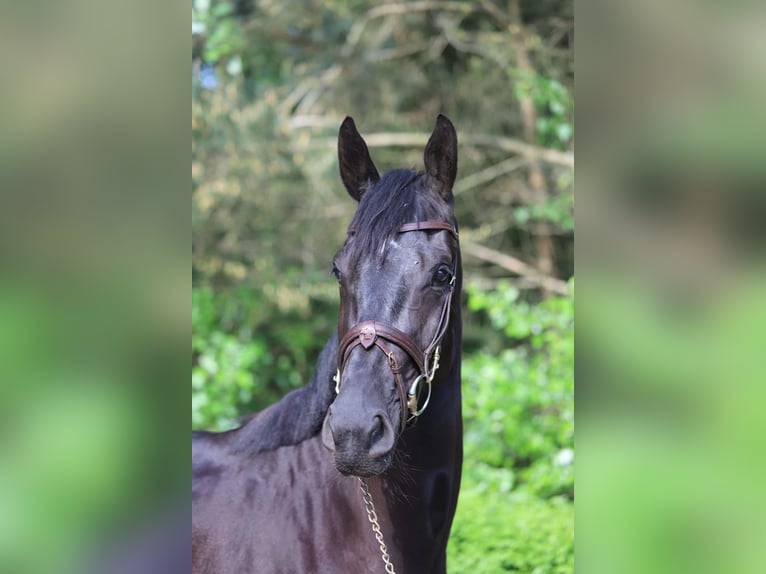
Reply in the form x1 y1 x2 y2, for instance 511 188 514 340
407 374 432 417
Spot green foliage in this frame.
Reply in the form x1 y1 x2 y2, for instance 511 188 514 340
201 2 246 63
192 286 337 430
514 71 574 149
447 280 574 573
193 288 262 429
514 190 574 231
448 489 574 574
464 280 574 497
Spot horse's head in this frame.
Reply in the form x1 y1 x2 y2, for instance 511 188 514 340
321 115 460 477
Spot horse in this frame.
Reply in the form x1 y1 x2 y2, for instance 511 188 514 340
192 115 463 574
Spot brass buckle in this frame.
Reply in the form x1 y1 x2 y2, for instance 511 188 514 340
427 345 441 383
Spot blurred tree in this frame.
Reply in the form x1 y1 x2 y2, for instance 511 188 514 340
191 0 573 306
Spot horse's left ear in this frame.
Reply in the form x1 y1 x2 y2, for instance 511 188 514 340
423 114 458 202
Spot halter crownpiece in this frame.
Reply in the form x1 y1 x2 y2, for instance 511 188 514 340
334 220 458 431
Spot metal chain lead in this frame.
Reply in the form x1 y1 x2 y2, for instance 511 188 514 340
358 478 397 574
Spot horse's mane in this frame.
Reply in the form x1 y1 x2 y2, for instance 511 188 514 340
224 330 339 455
207 169 455 455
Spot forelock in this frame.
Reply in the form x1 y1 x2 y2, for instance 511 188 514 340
347 169 452 261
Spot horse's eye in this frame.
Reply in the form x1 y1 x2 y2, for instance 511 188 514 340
331 263 341 281
432 264 452 286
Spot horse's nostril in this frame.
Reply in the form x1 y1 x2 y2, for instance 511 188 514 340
368 412 395 460
370 415 384 444
321 411 336 452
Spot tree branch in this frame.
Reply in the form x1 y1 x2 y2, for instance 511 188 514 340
343 2 477 58
330 131 573 168
462 241 570 296
454 157 528 196
302 129 572 167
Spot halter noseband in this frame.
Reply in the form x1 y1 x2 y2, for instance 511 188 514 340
333 220 459 432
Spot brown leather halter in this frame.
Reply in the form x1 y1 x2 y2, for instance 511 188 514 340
334 220 459 432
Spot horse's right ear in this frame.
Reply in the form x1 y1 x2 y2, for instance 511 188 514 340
338 117 380 202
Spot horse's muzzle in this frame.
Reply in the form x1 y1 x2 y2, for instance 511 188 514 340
321 406 395 476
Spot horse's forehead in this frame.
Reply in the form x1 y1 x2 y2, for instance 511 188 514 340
392 232 453 259
365 234 441 268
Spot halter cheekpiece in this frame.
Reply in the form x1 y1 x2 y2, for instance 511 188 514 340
333 220 459 432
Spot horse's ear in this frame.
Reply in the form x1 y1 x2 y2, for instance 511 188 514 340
338 116 380 202
423 114 458 202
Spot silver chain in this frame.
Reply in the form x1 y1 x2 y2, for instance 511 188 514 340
357 477 397 574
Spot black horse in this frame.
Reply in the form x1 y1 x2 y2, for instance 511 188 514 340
193 115 463 574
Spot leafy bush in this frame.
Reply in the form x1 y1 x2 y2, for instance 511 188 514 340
448 487 573 574
192 286 336 430
447 280 574 572
462 280 574 498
